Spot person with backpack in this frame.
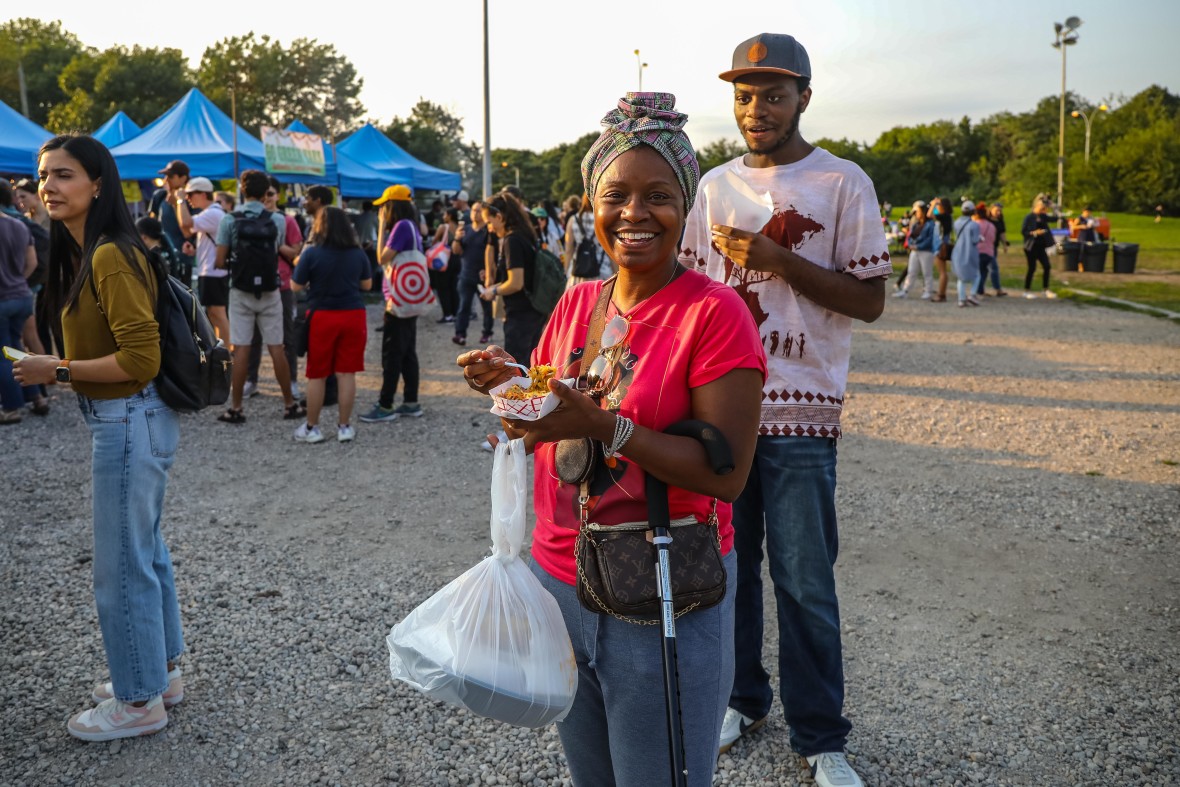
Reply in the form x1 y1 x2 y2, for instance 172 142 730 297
12 135 185 741
564 192 610 287
213 169 303 424
479 194 546 369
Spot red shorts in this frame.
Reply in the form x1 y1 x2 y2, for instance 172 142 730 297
306 309 367 378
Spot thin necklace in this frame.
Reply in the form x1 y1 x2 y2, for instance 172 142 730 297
612 262 683 319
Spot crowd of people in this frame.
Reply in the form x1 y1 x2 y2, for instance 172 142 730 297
0 156 613 439
0 28 970 787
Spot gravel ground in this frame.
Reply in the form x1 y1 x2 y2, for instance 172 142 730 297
2 292 1178 786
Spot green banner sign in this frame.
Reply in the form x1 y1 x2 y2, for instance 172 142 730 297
261 126 326 177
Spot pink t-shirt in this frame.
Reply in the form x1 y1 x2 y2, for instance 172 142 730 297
975 217 996 256
530 268 767 586
278 214 303 291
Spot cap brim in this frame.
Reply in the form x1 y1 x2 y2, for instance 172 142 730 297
372 196 390 206
720 66 805 82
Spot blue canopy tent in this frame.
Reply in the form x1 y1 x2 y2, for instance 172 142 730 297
285 120 395 199
0 99 53 175
335 124 461 192
92 111 141 148
109 89 336 186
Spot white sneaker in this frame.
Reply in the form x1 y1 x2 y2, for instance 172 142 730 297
68 695 167 742
718 707 767 755
243 380 259 398
337 424 355 443
293 422 324 443
807 752 864 787
920 290 932 300
92 667 183 708
1044 290 1058 299
1023 290 1038 299
290 382 301 399
891 289 907 299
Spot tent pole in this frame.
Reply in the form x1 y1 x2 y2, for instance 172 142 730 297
231 87 240 186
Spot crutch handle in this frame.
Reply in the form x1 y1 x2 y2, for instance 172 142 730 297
664 419 734 476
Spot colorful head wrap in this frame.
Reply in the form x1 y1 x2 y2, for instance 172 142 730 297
581 92 699 213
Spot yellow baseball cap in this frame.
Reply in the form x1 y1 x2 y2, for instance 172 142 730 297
373 184 412 205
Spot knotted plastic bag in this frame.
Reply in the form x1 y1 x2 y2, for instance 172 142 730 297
387 439 577 727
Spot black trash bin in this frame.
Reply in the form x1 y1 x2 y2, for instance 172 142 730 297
1112 243 1139 274
1081 241 1108 273
1061 239 1082 271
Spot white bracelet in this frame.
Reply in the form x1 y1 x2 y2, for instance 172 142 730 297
606 415 635 456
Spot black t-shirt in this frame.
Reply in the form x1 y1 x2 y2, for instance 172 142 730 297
458 226 488 282
496 233 536 314
290 245 370 310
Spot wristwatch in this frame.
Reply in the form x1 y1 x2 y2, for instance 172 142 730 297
55 359 72 383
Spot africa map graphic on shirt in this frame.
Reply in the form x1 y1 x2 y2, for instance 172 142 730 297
712 205 825 360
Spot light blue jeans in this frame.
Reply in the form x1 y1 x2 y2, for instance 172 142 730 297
532 549 736 787
78 383 184 702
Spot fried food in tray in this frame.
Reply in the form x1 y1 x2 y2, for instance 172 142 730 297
498 365 556 400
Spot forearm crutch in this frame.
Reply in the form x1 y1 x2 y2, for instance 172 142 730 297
646 420 734 787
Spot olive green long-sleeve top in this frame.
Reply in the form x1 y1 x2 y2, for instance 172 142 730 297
61 243 160 400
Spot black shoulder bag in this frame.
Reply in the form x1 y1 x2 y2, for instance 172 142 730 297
556 281 727 623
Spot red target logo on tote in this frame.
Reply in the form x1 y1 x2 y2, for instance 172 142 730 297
387 250 436 318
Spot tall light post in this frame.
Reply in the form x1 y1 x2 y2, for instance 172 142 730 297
1052 16 1081 216
1071 104 1107 164
634 49 648 92
482 0 492 199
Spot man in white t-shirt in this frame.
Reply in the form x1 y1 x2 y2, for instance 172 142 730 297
176 176 229 343
680 33 888 787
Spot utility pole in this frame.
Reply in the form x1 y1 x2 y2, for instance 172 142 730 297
1052 17 1081 218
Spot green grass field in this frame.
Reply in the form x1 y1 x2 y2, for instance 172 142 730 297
890 211 1180 315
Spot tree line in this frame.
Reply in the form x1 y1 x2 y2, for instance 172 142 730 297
3 18 1175 212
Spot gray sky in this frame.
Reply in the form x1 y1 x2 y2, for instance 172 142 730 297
7 0 1178 150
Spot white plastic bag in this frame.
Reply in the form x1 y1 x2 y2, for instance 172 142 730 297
387 438 577 727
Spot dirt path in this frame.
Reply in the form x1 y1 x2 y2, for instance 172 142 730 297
2 293 1177 786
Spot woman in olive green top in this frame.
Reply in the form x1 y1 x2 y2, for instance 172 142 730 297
12 135 185 742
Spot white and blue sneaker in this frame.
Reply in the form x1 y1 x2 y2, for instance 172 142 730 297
807 752 864 787
293 422 324 443
718 707 767 755
337 424 356 443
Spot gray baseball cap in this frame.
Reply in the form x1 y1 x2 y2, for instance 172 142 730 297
720 33 811 82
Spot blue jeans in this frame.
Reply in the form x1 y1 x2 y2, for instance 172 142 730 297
976 253 1000 294
730 436 850 756
532 550 736 787
78 383 184 702
455 277 493 340
0 295 35 411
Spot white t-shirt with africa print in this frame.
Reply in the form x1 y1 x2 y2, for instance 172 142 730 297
679 147 890 438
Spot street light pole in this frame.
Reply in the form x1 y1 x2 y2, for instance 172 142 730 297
1070 104 1107 164
1052 17 1081 217
482 0 492 199
634 49 648 92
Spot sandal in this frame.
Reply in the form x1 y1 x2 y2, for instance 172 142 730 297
283 403 307 420
930 295 947 302
217 408 246 424
30 400 50 416
0 409 22 425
